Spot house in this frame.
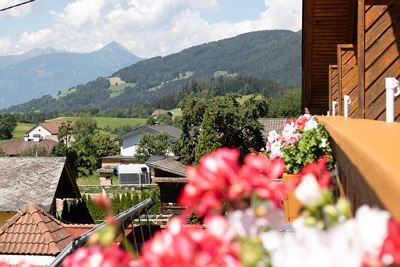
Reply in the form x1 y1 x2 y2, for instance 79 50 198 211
115 125 182 157
258 118 287 138
0 157 82 226
25 122 60 142
0 138 57 157
0 204 73 266
146 157 187 216
302 0 400 219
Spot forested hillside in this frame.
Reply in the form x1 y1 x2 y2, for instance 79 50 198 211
5 30 301 116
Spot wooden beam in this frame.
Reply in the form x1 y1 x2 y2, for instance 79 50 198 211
358 0 366 118
302 0 314 112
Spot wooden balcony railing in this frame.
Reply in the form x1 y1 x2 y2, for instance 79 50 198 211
317 116 400 220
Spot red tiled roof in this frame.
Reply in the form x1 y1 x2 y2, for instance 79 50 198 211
39 123 60 135
0 204 73 256
62 224 96 238
0 139 57 156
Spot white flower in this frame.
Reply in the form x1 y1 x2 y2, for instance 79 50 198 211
319 138 328 148
267 130 281 143
271 222 364 267
228 209 258 237
270 141 282 159
304 118 318 131
354 205 390 257
294 174 324 206
260 230 282 251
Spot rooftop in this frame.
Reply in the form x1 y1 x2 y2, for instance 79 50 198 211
0 157 79 212
115 125 182 140
258 118 287 138
0 204 72 256
0 139 57 156
27 122 61 135
146 158 186 177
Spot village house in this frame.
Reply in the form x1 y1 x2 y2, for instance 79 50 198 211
0 157 82 226
115 125 181 157
25 122 60 142
146 157 187 216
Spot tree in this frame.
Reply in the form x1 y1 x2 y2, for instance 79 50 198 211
194 108 221 163
135 132 176 163
179 94 266 164
0 114 17 140
58 120 74 147
71 132 119 177
73 115 97 141
268 89 301 118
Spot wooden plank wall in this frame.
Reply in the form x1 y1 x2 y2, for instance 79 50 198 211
338 44 359 117
361 1 400 121
328 65 339 114
303 0 354 114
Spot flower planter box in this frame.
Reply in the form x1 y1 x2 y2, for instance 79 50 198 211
283 173 302 223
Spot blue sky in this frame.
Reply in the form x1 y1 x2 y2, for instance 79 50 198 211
0 0 302 57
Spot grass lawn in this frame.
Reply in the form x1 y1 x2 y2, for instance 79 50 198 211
169 108 182 117
13 122 35 139
46 116 146 130
77 174 100 185
77 173 119 186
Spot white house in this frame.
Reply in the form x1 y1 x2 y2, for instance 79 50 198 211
115 125 181 157
25 122 60 142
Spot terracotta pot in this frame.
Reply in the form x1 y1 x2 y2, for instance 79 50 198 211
282 173 302 223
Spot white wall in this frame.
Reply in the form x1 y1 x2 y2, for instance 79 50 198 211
28 126 53 140
121 133 144 156
0 255 55 266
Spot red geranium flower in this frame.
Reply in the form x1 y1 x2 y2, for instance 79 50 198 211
380 219 400 266
180 148 286 216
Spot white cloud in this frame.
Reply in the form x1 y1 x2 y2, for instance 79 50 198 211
1 0 302 57
0 37 12 54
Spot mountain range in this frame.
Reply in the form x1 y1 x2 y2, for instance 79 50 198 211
0 42 141 109
5 30 301 114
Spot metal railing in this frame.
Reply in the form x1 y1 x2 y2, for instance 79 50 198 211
49 197 155 267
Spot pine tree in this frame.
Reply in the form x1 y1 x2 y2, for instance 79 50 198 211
194 108 221 164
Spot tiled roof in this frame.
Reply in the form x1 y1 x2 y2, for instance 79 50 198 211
146 158 186 177
0 139 57 156
39 123 60 135
115 125 182 140
0 157 68 212
0 204 73 256
258 118 287 137
62 224 96 238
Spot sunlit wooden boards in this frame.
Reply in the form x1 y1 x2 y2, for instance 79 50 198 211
302 0 357 114
362 1 400 121
338 44 359 117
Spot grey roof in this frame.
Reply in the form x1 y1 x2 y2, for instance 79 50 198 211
0 157 67 212
258 118 287 138
115 125 182 140
146 158 186 177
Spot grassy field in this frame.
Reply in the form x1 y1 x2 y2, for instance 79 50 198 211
13 122 35 138
46 116 146 130
169 108 182 117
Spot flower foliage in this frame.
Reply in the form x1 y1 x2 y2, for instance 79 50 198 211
265 114 333 174
45 147 400 267
179 148 286 217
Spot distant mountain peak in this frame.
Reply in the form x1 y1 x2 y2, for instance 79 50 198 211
100 41 130 53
